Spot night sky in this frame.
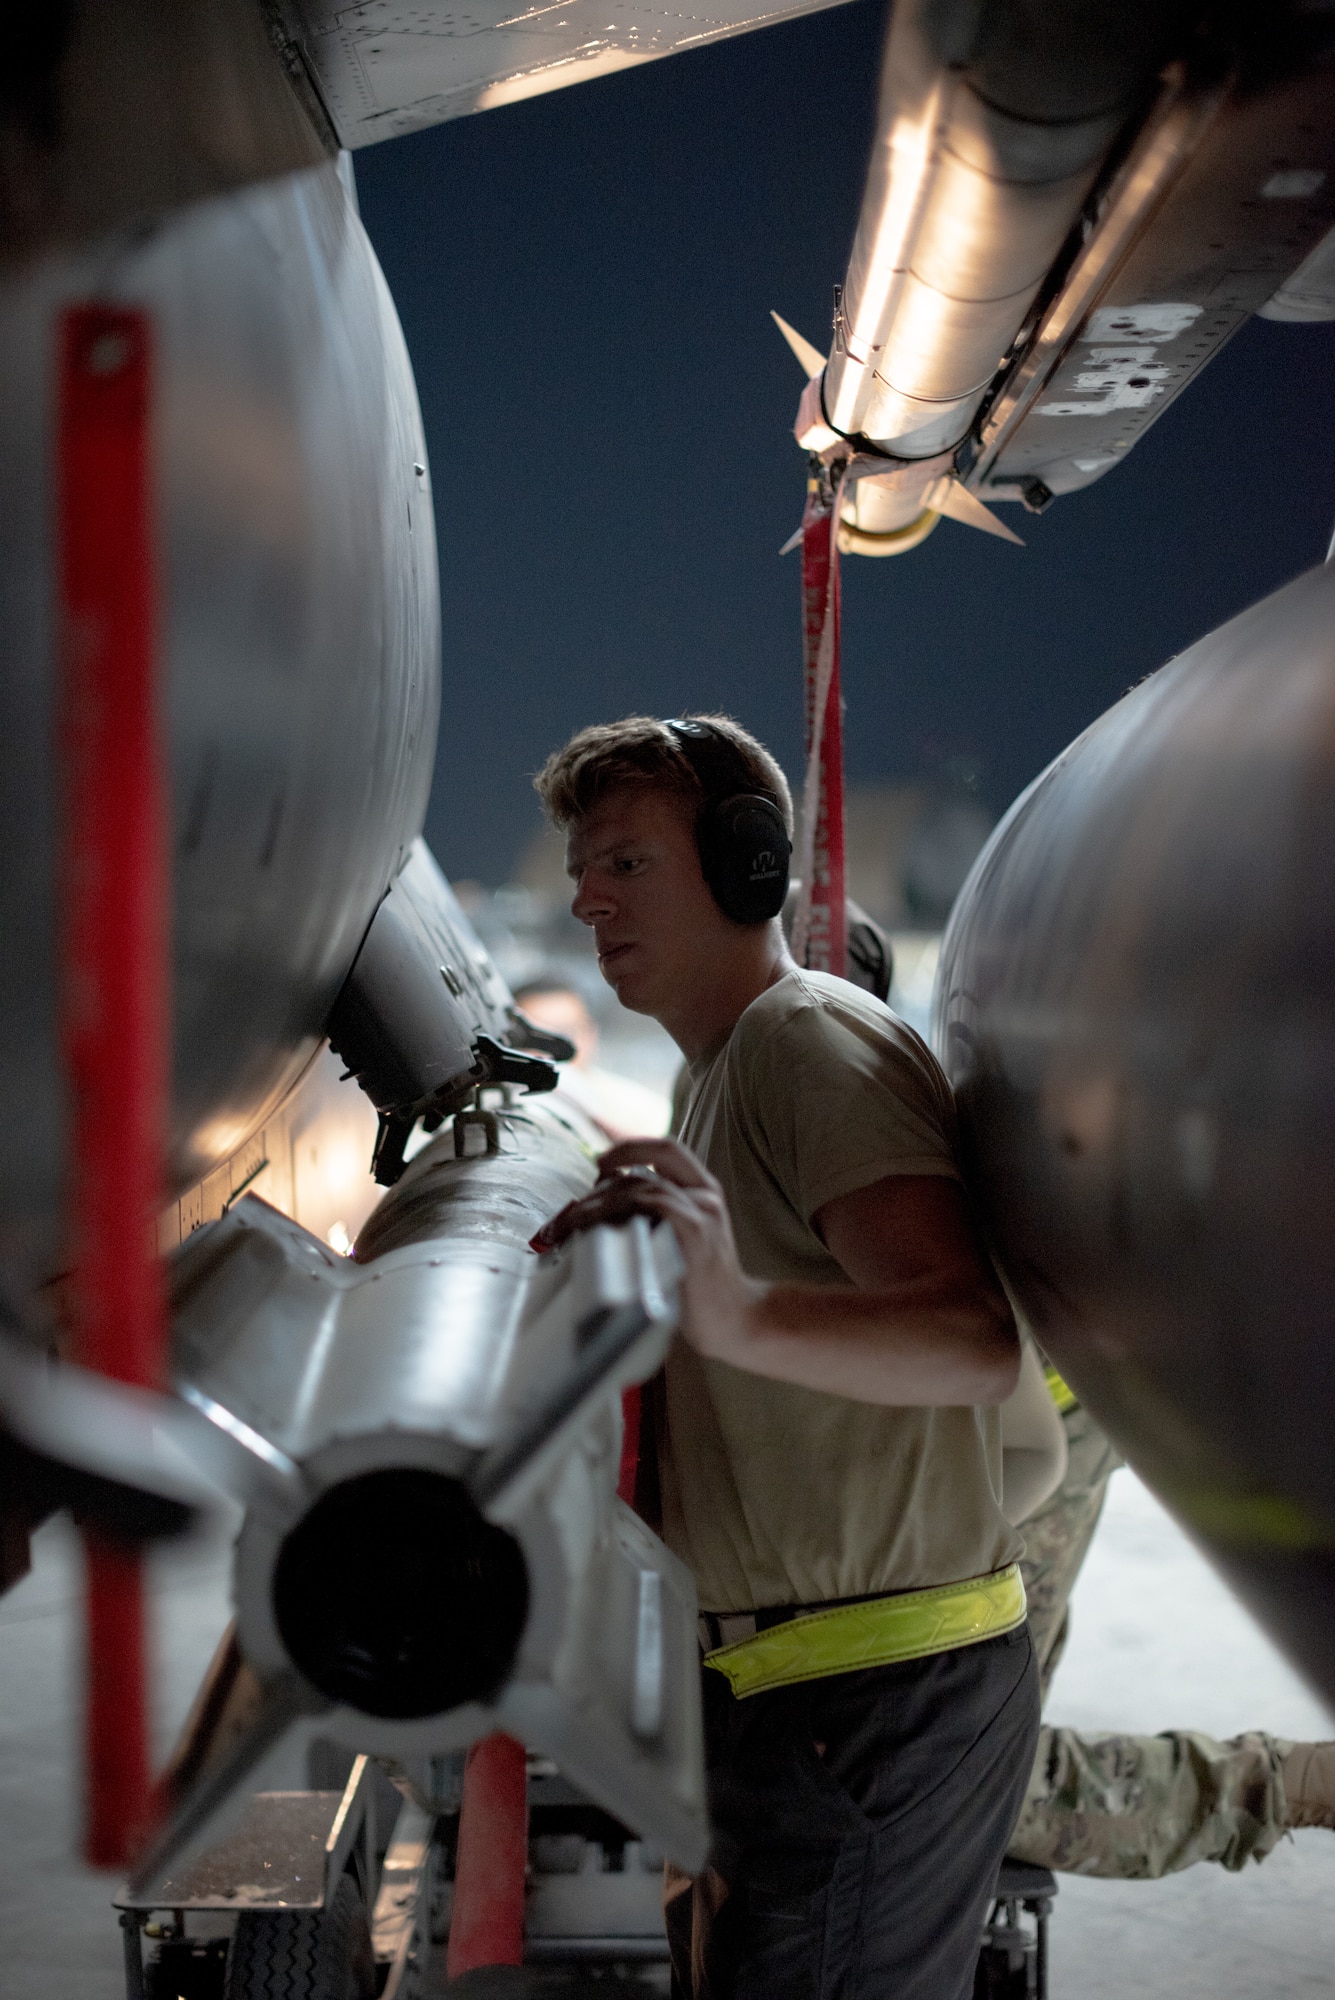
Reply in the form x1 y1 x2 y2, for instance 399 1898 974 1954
354 0 1335 884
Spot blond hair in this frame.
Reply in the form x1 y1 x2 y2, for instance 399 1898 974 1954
534 713 793 833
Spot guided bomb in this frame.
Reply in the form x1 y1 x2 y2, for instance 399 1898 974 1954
135 1091 708 1895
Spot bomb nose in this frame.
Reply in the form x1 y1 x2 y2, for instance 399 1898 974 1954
272 1467 529 1720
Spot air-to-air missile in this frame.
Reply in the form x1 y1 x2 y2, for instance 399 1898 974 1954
774 0 1335 554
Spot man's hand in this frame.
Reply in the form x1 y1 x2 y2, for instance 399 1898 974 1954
533 1142 1019 1407
532 1139 763 1365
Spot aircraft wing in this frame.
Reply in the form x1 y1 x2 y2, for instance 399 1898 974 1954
289 0 859 144
1 0 858 268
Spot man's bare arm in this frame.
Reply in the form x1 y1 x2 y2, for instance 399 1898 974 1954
533 1139 1019 1407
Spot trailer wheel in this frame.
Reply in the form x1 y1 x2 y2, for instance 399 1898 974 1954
223 1873 375 2000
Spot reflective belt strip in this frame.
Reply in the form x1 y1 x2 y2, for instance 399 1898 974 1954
703 1564 1027 1699
1044 1365 1078 1414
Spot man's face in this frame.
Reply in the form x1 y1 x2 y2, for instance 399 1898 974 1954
566 784 730 1019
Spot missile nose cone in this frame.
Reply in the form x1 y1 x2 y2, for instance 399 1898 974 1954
273 1467 529 1720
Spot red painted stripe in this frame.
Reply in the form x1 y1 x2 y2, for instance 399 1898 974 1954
57 304 167 1869
446 1733 529 1975
800 475 848 978
618 1387 642 1504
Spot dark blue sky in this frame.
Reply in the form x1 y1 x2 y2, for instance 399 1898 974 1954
354 0 1335 883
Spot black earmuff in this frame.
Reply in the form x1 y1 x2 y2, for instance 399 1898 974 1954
664 720 792 925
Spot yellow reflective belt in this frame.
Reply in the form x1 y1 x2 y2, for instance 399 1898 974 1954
1044 1364 1078 1414
703 1564 1027 1699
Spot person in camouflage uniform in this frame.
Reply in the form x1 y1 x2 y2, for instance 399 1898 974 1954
1006 1391 1335 1877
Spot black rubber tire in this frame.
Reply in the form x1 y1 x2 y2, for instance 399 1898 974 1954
223 1873 375 2000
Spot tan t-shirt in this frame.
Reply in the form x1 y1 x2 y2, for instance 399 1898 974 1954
660 969 1022 1613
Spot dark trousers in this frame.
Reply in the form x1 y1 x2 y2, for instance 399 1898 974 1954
665 1624 1039 2000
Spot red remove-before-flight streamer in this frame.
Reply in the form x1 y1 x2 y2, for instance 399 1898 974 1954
795 467 848 979
57 303 168 1870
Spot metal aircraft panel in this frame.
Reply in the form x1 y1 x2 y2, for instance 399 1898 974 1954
969 62 1335 506
0 160 438 1288
933 560 1335 1706
290 0 860 146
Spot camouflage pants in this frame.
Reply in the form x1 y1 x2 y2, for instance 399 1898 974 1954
1007 1405 1290 1877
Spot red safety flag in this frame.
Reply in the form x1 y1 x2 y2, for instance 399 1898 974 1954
793 464 848 978
57 304 168 1869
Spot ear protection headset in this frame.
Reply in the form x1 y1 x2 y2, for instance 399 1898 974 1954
663 719 792 925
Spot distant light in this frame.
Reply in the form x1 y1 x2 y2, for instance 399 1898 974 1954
328 1221 353 1257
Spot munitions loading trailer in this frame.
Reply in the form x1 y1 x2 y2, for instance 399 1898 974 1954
117 1749 1056 2000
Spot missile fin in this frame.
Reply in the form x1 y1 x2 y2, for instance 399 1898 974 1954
926 477 1025 545
473 1218 679 1525
771 311 827 379
127 1669 320 1896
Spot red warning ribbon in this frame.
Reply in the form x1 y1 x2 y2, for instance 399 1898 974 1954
793 461 848 978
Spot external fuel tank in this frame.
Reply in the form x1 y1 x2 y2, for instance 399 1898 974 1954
0 157 438 1289
933 560 1335 1704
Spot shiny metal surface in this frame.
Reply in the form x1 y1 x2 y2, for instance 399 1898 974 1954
150 1094 707 1876
0 158 438 1289
370 1799 437 2000
1259 221 1335 323
970 54 1335 506
152 1042 383 1264
0 1045 385 1563
289 0 859 145
933 559 1335 1704
819 0 1164 462
795 1 1335 545
173 1200 542 1472
326 837 548 1184
0 1332 236 1513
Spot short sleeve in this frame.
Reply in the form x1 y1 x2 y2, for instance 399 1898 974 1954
733 984 960 1226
